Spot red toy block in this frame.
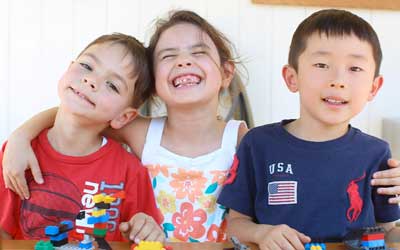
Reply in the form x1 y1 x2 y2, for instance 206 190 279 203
361 233 384 241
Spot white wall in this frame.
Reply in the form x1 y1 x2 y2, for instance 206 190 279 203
1 0 399 145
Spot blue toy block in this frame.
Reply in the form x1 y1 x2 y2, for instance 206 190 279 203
79 241 93 249
361 239 385 248
87 212 110 224
45 226 60 236
45 221 73 236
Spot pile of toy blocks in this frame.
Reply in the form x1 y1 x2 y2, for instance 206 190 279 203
34 191 125 250
360 227 386 250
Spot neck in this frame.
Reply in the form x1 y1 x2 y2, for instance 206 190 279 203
161 102 226 157
166 104 222 139
47 110 106 156
285 118 349 142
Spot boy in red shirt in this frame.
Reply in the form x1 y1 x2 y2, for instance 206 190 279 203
0 33 163 243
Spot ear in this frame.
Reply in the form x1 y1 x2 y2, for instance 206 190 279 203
368 75 384 101
282 64 299 93
110 108 138 129
221 61 235 89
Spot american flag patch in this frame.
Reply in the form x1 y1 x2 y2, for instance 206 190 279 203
268 181 297 205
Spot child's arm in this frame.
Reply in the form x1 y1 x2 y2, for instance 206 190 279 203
377 221 400 242
2 107 57 199
227 209 311 250
2 107 149 199
372 158 400 203
119 213 165 243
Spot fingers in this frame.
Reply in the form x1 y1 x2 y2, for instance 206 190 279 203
388 195 400 204
128 214 147 242
372 166 400 187
145 227 165 242
121 213 164 243
119 222 130 240
284 229 308 250
297 231 311 244
30 157 44 184
388 158 400 167
8 172 27 200
6 175 23 199
133 215 163 242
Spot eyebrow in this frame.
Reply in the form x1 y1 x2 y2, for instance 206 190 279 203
81 52 129 90
311 50 368 61
156 43 211 57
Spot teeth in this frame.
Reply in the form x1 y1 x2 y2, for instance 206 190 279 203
324 98 347 104
173 75 201 87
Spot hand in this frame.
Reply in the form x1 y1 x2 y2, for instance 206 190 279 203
256 224 311 250
119 213 165 243
2 136 43 200
371 158 400 204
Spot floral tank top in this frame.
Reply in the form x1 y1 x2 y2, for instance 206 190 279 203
141 117 242 242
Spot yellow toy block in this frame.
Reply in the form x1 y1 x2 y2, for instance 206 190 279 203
91 209 106 217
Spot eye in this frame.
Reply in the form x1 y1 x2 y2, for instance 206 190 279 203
161 54 176 60
80 63 92 71
350 66 363 72
106 81 119 93
313 63 329 69
192 51 206 56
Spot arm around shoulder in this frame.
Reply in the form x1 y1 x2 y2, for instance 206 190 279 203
105 116 151 158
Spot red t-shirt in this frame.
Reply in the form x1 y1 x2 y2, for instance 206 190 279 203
0 129 161 240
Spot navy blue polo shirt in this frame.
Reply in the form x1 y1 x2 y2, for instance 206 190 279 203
218 120 400 242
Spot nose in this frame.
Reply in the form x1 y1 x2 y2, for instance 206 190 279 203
81 77 97 91
177 61 192 67
329 82 346 89
176 54 193 68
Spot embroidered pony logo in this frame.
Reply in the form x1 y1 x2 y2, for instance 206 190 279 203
346 172 366 222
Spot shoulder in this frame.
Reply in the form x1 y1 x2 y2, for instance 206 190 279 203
242 123 279 143
353 127 389 149
351 127 390 156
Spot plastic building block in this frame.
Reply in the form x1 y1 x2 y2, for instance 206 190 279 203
361 240 385 248
35 240 54 250
39 191 126 250
132 241 170 250
305 243 326 250
344 226 387 250
224 236 249 250
87 213 110 224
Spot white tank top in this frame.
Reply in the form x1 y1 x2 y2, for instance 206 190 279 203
141 117 243 242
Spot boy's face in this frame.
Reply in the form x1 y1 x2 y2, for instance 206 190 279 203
58 42 137 128
283 32 383 127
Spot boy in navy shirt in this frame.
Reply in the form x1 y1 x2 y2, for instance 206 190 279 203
218 9 400 250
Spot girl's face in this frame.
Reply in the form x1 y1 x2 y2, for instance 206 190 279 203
153 23 232 109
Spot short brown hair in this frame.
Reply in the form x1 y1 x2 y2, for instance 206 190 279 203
147 10 238 90
79 33 152 108
288 9 382 77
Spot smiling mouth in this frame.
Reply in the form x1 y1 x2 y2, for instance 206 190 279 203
69 87 95 106
172 74 201 88
322 97 348 105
